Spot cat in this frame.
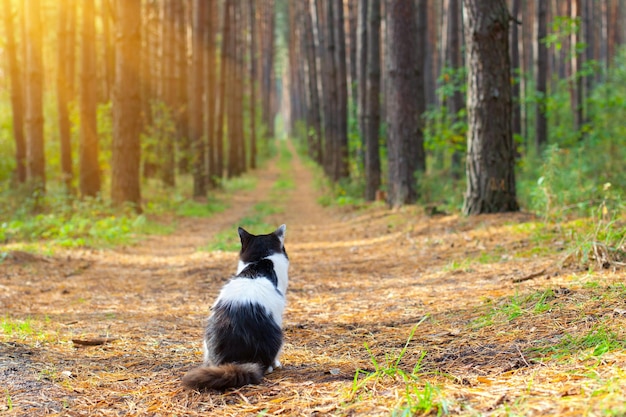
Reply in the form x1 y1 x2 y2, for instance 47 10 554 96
182 224 289 391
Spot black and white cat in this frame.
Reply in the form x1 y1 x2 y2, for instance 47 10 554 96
182 224 289 390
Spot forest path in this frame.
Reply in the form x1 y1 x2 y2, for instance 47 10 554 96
2 140 626 416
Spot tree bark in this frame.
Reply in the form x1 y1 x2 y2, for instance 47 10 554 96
57 0 75 191
535 0 549 151
356 0 368 165
24 0 46 192
333 0 349 181
510 0 522 144
444 0 465 178
3 0 27 184
111 0 142 210
248 0 258 170
159 0 176 187
363 0 380 201
190 0 207 196
303 0 322 163
462 0 519 215
79 0 101 197
386 0 424 207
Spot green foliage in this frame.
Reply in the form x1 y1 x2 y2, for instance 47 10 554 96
531 324 625 361
0 188 168 249
423 66 467 157
0 93 17 184
350 318 448 415
1 316 34 337
141 100 176 180
471 289 558 329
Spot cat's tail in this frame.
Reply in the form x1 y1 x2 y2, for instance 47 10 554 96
182 363 264 391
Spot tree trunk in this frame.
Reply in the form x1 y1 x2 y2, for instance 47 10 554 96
226 0 240 178
111 0 142 210
445 0 465 179
356 0 368 165
101 0 114 103
190 0 207 196
462 0 519 215
570 0 584 135
333 0 350 180
24 0 46 192
159 0 176 187
215 0 230 182
364 0 381 201
79 0 101 197
3 0 27 184
206 0 219 183
386 0 424 207
248 0 258 170
304 0 322 163
535 0 549 151
510 0 522 144
175 0 189 174
57 0 74 191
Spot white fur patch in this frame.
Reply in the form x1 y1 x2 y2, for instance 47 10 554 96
215 277 286 327
265 253 289 295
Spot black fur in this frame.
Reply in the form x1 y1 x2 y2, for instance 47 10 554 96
205 301 283 370
238 226 288 263
237 259 280 289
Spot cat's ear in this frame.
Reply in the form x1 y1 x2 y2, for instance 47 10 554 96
238 227 252 247
274 224 286 245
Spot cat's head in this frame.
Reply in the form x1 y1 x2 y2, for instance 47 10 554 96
238 224 288 263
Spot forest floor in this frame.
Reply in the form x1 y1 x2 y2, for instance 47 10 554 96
2 141 626 416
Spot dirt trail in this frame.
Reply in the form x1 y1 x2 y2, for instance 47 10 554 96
2 141 626 416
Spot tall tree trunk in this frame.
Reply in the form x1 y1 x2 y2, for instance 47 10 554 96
386 0 424 207
234 1 247 175
321 0 336 177
226 0 240 178
175 0 189 174
160 0 176 187
333 0 349 180
304 0 322 163
445 0 465 178
510 0 522 146
570 0 584 136
348 0 358 116
356 0 368 165
101 0 114 103
190 0 207 196
313 0 328 168
79 0 101 197
24 0 46 192
206 0 219 183
363 0 381 201
248 0 258 170
462 0 519 215
535 0 549 152
111 0 142 210
584 0 595 118
57 0 75 191
215 0 230 181
3 0 27 183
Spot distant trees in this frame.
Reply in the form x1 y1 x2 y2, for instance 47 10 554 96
2 0 625 216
